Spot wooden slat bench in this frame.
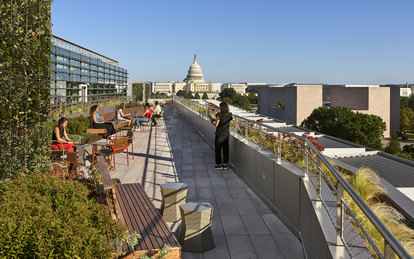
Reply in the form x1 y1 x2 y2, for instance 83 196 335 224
96 157 181 258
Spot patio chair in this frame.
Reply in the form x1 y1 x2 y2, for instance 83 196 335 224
126 130 135 160
92 136 129 170
50 140 66 161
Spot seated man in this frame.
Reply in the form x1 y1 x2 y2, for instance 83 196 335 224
151 100 162 126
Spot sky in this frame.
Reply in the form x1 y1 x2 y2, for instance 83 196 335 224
52 0 414 84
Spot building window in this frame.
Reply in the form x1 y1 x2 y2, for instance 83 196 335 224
81 69 89 75
70 60 80 67
56 64 69 72
56 56 69 64
70 67 80 74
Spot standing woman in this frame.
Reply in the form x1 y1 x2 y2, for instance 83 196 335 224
51 117 79 153
214 102 233 170
90 105 116 135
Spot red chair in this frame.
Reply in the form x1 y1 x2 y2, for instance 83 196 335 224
126 130 134 160
92 136 129 170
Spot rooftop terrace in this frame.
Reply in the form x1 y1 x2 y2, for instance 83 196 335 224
107 107 304 258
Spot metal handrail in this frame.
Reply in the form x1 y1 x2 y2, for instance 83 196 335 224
50 96 127 109
175 96 412 259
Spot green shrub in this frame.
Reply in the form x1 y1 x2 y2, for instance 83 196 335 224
66 116 90 135
0 173 122 258
126 102 140 108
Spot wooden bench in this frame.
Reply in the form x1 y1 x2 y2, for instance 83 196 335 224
96 157 181 258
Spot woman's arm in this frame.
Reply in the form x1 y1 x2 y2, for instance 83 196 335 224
214 114 220 127
54 127 66 142
143 109 149 116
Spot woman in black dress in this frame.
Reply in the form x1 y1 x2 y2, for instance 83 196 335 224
213 102 233 170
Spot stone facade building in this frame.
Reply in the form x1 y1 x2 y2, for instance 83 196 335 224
258 84 399 137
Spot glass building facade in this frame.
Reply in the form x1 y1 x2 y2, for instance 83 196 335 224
50 36 128 104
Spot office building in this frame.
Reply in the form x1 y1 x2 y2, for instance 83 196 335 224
50 35 128 104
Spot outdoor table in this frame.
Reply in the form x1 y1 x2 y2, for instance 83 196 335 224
74 143 93 165
160 182 188 222
179 202 215 252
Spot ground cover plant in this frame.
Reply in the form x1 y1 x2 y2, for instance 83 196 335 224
0 172 126 258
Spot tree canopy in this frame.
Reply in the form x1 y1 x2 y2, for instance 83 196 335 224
301 107 386 150
400 95 414 132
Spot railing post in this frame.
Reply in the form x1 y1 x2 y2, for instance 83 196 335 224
205 106 208 118
258 125 262 151
336 184 344 245
244 120 248 138
384 241 396 259
234 117 238 137
305 143 309 175
277 132 282 164
316 156 321 197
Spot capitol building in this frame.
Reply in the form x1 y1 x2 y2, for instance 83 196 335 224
151 55 224 98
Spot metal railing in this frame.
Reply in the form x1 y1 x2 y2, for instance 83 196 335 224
50 97 128 118
175 96 412 259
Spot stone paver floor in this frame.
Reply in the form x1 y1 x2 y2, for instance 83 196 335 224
108 107 304 259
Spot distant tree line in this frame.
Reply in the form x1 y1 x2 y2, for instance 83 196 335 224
218 88 257 111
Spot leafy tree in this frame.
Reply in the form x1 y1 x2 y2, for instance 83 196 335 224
187 90 194 99
400 107 414 131
132 83 143 101
194 92 201 99
176 90 187 98
219 88 237 99
222 97 233 105
400 95 414 110
248 92 257 104
384 134 402 154
301 107 386 149
202 92 209 99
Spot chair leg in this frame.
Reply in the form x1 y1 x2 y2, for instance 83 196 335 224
113 152 116 170
131 142 134 160
126 148 129 166
92 146 96 166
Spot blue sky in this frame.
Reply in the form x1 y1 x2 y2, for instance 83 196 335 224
52 0 414 84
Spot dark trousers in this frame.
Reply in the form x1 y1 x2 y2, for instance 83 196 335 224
93 122 116 135
215 135 229 165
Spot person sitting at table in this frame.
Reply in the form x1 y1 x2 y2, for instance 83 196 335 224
117 103 131 127
90 105 116 135
51 117 79 153
151 100 162 126
135 102 152 131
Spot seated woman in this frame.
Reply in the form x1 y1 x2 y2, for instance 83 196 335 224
90 105 116 135
117 103 131 127
51 117 79 153
135 103 152 130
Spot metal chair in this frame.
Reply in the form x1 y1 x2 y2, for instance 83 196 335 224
92 136 129 170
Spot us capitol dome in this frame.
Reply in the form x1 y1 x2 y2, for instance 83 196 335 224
184 55 204 83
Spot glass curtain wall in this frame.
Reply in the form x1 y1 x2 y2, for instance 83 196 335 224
50 37 128 104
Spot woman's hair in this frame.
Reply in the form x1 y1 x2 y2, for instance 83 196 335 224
145 103 150 108
155 101 159 105
220 102 229 115
90 105 98 116
57 117 68 138
119 103 125 110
